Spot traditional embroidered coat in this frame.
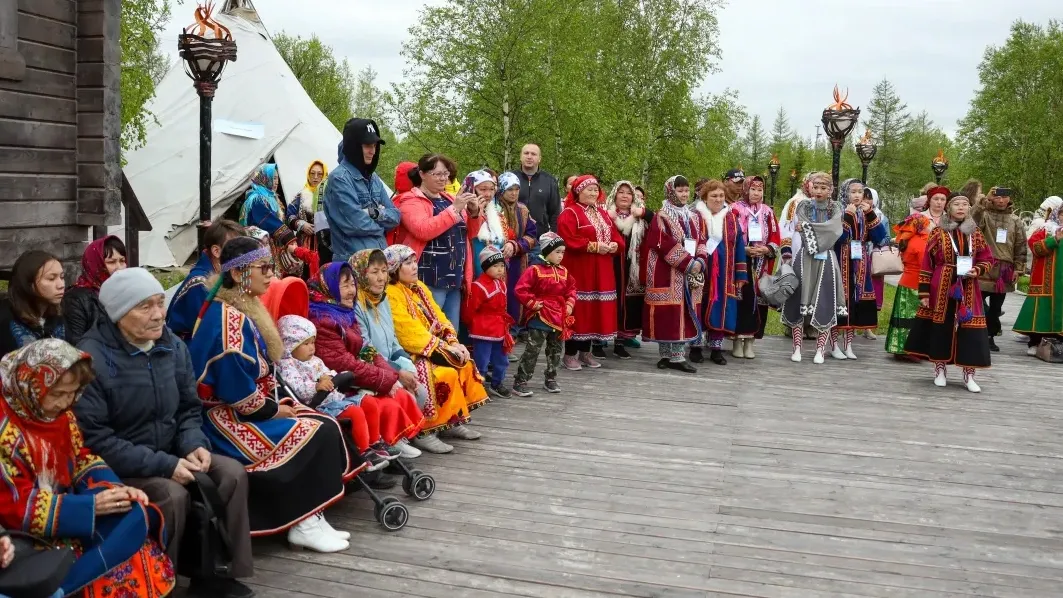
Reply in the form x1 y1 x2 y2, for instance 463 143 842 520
731 201 781 294
513 264 577 335
465 274 513 342
836 207 889 327
695 204 749 335
780 199 847 332
916 227 995 327
557 202 626 342
642 204 708 343
167 251 216 340
1014 228 1063 335
474 200 538 323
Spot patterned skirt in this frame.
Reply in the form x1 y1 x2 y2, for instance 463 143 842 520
904 298 992 368
885 286 919 354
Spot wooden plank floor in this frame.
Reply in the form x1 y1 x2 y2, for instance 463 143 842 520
240 292 1063 598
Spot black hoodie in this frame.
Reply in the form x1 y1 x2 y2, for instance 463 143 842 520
341 118 384 179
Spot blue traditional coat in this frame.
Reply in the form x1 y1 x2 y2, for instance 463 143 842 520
696 204 749 335
837 208 889 320
188 292 328 472
166 251 216 340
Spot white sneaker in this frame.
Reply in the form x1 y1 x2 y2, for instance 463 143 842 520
864 330 877 340
396 439 422 459
965 375 981 393
1027 346 1038 356
441 424 481 441
844 346 858 360
813 350 825 364
934 372 947 387
830 344 847 360
318 514 350 540
412 433 454 454
288 514 349 553
791 348 802 362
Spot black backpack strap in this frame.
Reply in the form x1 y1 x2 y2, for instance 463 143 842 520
189 472 234 558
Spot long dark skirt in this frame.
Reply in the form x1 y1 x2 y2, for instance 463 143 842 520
837 297 879 329
904 299 992 368
619 293 645 337
246 413 349 535
735 287 769 339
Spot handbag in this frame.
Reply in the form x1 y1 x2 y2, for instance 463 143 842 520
177 472 233 579
871 246 903 276
1036 338 1063 363
0 530 75 598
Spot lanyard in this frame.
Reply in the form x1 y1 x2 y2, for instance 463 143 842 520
948 231 968 258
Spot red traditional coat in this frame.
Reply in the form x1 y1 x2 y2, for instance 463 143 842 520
557 202 626 341
464 274 513 342
642 205 708 343
513 264 577 335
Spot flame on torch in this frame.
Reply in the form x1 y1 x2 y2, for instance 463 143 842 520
857 129 873 145
769 154 780 166
828 85 854 111
932 148 948 165
184 1 233 40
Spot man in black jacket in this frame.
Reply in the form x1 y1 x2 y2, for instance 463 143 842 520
75 268 254 598
511 143 561 234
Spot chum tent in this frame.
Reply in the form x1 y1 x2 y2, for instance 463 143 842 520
123 0 356 267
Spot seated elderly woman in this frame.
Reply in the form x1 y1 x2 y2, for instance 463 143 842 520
74 268 254 598
0 339 174 597
384 245 489 454
189 237 356 554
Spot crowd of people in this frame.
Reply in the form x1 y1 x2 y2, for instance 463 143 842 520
0 115 1054 597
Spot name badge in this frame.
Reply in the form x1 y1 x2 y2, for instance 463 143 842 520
314 211 329 232
684 239 697 255
814 251 829 261
956 256 973 276
705 238 720 255
850 241 863 259
995 228 1007 243
747 221 764 242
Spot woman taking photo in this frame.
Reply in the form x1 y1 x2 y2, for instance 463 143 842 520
556 175 625 370
391 155 484 328
384 245 489 454
63 235 128 346
0 339 174 597
189 237 355 553
0 250 66 355
904 194 994 392
606 180 652 358
885 186 948 360
729 176 780 358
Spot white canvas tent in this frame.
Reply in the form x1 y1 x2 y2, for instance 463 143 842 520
123 0 343 267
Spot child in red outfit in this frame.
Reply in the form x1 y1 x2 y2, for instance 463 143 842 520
511 233 578 396
465 246 515 397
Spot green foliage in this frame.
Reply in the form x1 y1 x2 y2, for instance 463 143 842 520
120 0 172 152
273 32 356 131
958 20 1063 212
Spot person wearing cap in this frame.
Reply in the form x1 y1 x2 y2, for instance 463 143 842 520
723 168 745 204
465 246 516 398
904 194 994 392
972 186 1027 352
511 232 577 396
75 267 255 597
323 117 402 262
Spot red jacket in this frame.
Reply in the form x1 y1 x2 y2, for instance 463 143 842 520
390 187 485 291
465 273 512 341
513 263 577 334
309 314 398 396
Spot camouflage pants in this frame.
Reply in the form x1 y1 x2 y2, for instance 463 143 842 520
515 328 562 383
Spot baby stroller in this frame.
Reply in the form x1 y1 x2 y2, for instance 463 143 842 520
264 277 435 531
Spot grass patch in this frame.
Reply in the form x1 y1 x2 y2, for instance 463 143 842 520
763 282 897 336
149 268 190 289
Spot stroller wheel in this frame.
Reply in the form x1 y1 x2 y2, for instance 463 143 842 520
403 470 436 501
375 496 408 531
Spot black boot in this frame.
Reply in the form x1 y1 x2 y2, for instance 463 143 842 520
613 343 632 359
657 358 670 369
666 360 698 373
710 349 727 365
988 337 1000 352
689 347 704 363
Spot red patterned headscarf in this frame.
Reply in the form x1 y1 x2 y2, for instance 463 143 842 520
0 339 92 487
565 175 605 207
75 235 120 290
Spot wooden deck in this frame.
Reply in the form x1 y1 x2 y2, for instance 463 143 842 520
242 292 1063 598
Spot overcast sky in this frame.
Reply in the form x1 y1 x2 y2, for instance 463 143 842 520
173 0 1058 138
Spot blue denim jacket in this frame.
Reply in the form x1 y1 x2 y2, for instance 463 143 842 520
322 142 401 262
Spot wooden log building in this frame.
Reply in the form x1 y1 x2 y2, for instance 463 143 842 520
0 0 149 276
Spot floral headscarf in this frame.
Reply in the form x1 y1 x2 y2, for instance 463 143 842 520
1028 196 1063 237
838 178 863 206
663 175 684 206
733 176 772 237
278 314 317 358
497 172 520 196
74 235 120 290
0 339 92 487
308 262 356 328
564 175 605 207
239 163 281 226
802 172 833 199
349 249 388 306
384 244 416 274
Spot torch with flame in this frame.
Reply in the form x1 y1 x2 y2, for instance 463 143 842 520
178 0 237 92
932 148 948 166
828 85 854 111
857 129 873 145
184 1 233 40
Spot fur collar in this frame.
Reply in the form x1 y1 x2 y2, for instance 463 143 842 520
210 278 284 362
478 200 507 244
693 200 729 226
941 217 977 235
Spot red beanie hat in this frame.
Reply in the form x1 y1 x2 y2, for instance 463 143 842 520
394 162 416 193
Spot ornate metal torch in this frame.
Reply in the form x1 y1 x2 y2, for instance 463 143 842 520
820 85 861 200
854 129 877 184
931 149 949 184
767 155 780 205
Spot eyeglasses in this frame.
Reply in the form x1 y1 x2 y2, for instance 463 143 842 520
425 170 450 179
249 263 275 275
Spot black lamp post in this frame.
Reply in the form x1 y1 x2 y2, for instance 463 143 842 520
931 149 949 184
178 3 237 250
767 155 780 205
789 169 798 198
854 129 877 184
820 85 861 201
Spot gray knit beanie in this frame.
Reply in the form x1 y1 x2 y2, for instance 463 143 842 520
98 267 165 323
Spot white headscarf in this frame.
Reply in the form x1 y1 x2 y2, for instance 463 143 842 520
1028 196 1063 237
